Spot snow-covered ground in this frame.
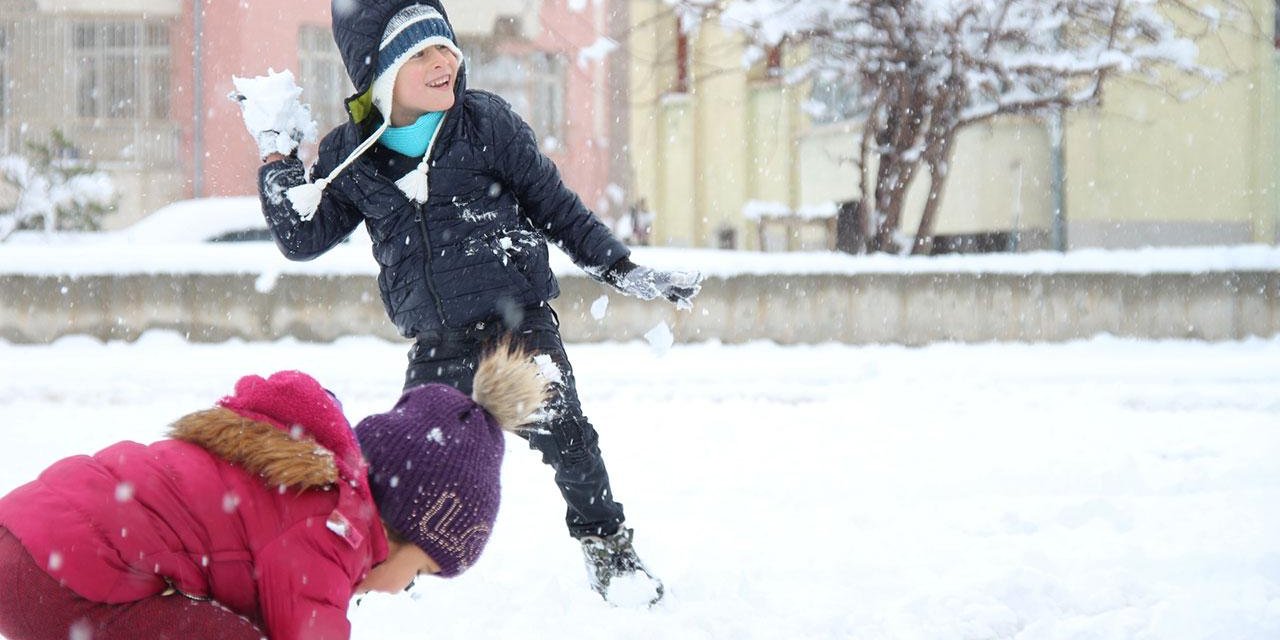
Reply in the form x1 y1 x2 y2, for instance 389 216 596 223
1 334 1277 639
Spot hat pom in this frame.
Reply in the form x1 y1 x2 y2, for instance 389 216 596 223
472 338 549 430
395 162 430 203
286 179 327 220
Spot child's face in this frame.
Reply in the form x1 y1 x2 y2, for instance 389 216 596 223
355 535 441 594
389 45 460 127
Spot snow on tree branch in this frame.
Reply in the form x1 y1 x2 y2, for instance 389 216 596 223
665 0 1252 254
679 0 1240 117
0 133 117 241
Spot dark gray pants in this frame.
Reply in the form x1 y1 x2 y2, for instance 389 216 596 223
405 304 625 538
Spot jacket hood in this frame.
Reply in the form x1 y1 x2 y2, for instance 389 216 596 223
332 0 468 126
170 407 343 489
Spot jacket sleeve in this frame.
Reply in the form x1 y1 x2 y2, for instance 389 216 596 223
486 95 630 275
255 523 357 640
257 128 365 261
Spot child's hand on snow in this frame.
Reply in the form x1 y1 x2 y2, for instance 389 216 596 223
229 69 319 160
606 258 704 311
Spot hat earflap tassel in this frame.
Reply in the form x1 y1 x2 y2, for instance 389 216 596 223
396 160 430 203
287 117 390 222
286 178 329 221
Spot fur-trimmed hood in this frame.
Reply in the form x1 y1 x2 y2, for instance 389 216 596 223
169 408 341 490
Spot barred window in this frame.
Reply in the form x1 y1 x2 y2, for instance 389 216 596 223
805 39 868 125
465 43 566 150
528 52 565 148
298 24 352 132
73 20 169 120
674 19 689 93
0 25 8 119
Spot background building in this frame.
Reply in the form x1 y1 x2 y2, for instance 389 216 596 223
0 0 623 229
624 0 1278 251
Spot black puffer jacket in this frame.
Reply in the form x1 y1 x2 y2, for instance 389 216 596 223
257 0 628 337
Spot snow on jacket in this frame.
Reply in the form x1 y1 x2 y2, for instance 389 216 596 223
256 0 629 337
0 406 388 640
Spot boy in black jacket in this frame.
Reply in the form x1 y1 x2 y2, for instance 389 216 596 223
238 0 701 606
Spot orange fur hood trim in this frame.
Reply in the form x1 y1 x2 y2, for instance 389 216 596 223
169 406 339 489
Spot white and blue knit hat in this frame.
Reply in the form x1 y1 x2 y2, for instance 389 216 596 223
370 5 463 115
287 4 463 218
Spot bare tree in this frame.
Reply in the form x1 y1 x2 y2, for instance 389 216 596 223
666 0 1254 254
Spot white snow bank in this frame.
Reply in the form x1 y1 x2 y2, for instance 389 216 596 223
2 196 1278 276
3 238 1280 278
0 336 1276 639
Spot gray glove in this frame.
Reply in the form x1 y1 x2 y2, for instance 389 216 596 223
605 258 704 311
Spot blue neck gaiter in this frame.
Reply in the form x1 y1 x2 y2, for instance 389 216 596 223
378 111 444 158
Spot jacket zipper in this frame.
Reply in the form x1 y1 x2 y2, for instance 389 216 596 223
415 113 449 326
415 202 447 325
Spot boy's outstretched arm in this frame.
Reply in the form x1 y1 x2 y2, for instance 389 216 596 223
231 70 364 261
257 147 364 261
487 96 703 308
601 256 703 311
487 95 623 270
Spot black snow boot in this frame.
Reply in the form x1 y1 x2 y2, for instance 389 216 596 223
580 526 664 607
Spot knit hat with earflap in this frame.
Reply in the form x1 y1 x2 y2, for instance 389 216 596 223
354 340 547 577
287 3 464 219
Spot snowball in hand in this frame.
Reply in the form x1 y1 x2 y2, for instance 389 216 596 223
230 68 318 156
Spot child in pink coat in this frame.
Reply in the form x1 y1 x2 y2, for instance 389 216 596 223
0 344 544 640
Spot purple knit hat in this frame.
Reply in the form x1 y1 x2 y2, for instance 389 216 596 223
354 383 506 578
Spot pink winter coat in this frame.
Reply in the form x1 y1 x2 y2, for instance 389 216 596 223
0 378 388 640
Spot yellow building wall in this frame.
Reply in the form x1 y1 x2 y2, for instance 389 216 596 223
626 3 810 249
1063 10 1277 248
625 0 670 240
911 120 1054 240
747 86 796 201
658 95 698 244
693 26 752 248
797 119 1054 242
627 0 1277 251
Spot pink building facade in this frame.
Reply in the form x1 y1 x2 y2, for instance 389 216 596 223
0 0 624 227
182 0 624 223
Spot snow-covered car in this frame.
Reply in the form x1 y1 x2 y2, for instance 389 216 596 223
115 197 272 243
5 196 370 246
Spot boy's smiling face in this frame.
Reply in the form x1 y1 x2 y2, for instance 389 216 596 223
390 45 460 127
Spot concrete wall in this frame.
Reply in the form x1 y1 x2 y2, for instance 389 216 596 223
2 271 1275 345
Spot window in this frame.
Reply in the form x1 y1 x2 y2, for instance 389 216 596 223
674 19 690 93
0 24 8 119
765 44 783 78
465 42 566 149
73 20 170 120
805 40 867 125
749 42 785 83
528 52 565 147
298 24 352 131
